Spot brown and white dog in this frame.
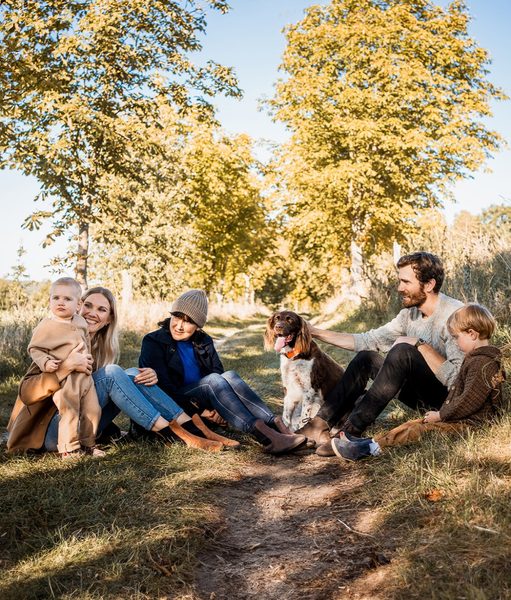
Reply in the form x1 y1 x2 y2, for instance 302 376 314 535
264 310 344 431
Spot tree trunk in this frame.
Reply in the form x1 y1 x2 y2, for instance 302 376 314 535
350 239 366 299
75 220 89 288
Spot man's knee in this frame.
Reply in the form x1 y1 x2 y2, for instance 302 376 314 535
384 343 419 365
347 350 384 375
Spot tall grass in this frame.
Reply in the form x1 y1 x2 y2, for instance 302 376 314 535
0 307 46 379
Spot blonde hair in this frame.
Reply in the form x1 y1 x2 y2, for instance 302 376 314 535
82 287 120 368
447 303 496 340
51 277 82 299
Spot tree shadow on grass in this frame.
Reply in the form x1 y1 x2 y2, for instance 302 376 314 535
0 442 244 599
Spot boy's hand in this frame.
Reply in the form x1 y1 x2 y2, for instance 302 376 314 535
423 410 441 423
44 359 61 373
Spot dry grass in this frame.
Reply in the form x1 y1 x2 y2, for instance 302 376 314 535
1 286 510 598
358 415 511 600
119 300 269 333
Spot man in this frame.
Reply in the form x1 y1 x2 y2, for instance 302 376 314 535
300 252 464 457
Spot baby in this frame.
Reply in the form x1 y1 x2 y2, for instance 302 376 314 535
28 277 102 458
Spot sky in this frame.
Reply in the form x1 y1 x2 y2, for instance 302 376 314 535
1 0 510 281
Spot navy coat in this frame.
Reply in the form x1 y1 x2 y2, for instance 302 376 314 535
139 325 224 412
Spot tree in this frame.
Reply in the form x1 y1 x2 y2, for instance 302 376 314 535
269 0 506 299
88 111 272 300
0 0 239 285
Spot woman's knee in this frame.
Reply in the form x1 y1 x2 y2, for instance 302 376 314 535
103 363 125 379
221 370 240 383
201 372 226 387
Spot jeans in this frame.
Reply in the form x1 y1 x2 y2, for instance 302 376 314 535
44 364 183 451
181 370 275 433
318 344 449 433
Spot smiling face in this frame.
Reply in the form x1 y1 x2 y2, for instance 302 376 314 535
49 284 81 319
169 312 198 341
265 310 304 352
80 292 112 336
397 264 429 308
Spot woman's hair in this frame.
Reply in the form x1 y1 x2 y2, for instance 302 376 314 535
82 286 120 368
447 303 496 340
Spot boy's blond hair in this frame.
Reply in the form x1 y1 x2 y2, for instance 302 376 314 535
447 303 496 340
50 277 82 299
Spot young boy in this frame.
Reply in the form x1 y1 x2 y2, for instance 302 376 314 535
27 277 103 458
332 303 505 461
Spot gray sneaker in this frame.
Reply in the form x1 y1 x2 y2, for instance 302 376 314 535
331 436 372 461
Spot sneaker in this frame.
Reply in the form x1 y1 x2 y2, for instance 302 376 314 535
340 431 371 444
331 436 372 461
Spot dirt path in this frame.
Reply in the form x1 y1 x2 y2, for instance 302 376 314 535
192 451 393 600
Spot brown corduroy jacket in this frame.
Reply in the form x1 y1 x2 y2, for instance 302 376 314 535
439 346 505 424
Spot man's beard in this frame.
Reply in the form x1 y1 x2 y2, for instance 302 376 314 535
400 285 427 308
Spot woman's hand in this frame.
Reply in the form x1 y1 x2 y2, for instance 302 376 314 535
59 341 93 377
201 409 227 426
133 368 158 386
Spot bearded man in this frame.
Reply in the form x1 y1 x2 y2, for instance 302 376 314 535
300 252 464 457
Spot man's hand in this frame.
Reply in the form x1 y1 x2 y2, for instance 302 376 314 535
392 336 419 347
423 411 441 423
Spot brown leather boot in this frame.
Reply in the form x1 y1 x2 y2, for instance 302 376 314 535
253 420 306 455
295 415 330 446
191 414 240 448
165 421 223 453
273 416 293 435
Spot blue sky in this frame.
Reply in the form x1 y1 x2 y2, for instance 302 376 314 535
1 0 509 281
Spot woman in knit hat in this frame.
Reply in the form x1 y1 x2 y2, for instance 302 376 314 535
139 289 307 454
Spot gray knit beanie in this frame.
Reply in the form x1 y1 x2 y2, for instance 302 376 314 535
170 289 208 328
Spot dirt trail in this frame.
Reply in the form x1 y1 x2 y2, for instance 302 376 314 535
192 451 393 600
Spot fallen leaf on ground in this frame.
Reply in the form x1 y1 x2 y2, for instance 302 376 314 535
424 489 445 502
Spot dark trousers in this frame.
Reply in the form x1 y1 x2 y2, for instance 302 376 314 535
318 343 449 433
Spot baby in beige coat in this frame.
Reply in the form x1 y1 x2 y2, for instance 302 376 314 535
28 277 101 456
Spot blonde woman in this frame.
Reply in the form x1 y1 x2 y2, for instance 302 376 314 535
7 287 233 454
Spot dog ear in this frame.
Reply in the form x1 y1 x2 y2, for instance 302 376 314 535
293 316 312 356
263 315 277 351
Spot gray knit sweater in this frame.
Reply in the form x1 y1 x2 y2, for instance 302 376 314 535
353 293 464 388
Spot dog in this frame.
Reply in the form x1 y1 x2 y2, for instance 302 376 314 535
264 310 344 431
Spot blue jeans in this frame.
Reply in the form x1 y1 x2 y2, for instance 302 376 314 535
43 365 183 451
181 370 274 433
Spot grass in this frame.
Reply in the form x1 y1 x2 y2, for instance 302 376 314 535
1 309 511 599
0 316 277 600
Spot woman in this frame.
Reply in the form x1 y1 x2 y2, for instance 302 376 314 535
7 287 236 455
139 289 307 455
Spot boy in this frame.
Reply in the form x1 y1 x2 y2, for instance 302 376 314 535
332 303 505 461
28 277 102 458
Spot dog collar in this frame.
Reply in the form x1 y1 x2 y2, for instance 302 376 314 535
284 347 301 360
